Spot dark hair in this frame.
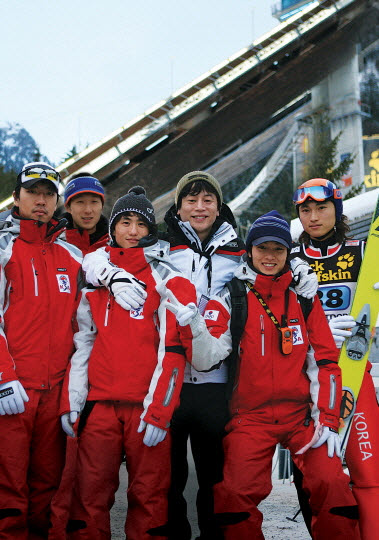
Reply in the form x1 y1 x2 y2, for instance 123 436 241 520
176 180 221 210
112 211 158 237
70 172 93 180
13 181 60 203
299 214 351 245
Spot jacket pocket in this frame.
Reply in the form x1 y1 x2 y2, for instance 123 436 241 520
329 374 336 410
163 368 179 407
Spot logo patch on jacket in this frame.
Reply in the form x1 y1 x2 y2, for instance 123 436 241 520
204 310 219 321
130 306 144 319
56 274 71 293
290 325 304 345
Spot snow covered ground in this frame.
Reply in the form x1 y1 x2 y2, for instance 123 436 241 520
110 446 310 539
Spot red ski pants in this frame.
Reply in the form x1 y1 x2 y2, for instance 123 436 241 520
49 436 78 540
214 411 360 540
0 385 66 540
345 369 379 540
67 401 170 540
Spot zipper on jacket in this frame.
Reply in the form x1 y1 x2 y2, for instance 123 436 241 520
163 368 178 407
153 310 160 333
104 295 111 326
329 374 336 410
260 315 265 356
31 258 39 296
4 281 12 313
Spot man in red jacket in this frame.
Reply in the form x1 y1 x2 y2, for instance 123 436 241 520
61 187 197 540
49 174 109 538
0 162 83 539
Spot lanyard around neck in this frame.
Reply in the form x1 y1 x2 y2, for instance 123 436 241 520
246 281 293 355
246 281 289 330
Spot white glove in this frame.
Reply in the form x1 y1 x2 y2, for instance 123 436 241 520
329 315 356 348
100 267 147 311
0 380 29 415
312 426 341 458
137 420 167 447
61 411 78 438
374 282 379 290
164 289 198 326
290 257 318 299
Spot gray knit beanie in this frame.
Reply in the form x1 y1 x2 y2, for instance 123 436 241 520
175 171 223 207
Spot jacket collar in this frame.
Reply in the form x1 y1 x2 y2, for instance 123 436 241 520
106 238 171 269
235 260 293 291
164 204 237 255
8 207 66 244
62 212 109 246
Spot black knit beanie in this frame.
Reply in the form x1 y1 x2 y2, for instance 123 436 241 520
109 186 156 236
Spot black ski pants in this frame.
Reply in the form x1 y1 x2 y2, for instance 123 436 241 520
167 382 229 540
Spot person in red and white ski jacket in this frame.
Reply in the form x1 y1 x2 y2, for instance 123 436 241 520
50 174 110 538
59 173 109 255
167 211 360 540
61 240 196 428
61 187 197 540
0 162 83 540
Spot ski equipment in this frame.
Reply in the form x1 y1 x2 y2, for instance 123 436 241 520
338 194 379 456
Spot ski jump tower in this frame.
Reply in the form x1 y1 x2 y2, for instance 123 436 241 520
0 0 376 218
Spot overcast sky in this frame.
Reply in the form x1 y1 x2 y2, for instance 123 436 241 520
1 1 277 165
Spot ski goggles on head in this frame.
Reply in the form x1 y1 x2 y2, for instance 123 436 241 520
18 165 61 192
292 184 342 205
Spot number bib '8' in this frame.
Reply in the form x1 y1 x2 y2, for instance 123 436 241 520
291 240 364 321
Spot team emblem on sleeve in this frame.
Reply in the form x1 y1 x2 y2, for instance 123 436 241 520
290 324 304 345
204 310 220 321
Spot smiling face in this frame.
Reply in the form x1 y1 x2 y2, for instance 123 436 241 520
298 199 336 239
13 181 58 223
250 241 288 275
177 189 219 241
65 193 103 234
113 212 150 249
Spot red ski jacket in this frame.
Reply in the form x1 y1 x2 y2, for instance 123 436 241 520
0 210 83 389
60 213 109 255
180 264 341 431
62 241 197 430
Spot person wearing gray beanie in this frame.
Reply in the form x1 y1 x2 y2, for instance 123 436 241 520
175 171 223 209
81 179 319 540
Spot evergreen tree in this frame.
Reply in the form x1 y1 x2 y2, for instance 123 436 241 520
360 70 379 136
0 165 16 201
302 112 361 199
61 145 78 164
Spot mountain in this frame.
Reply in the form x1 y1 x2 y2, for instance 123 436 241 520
0 122 50 173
